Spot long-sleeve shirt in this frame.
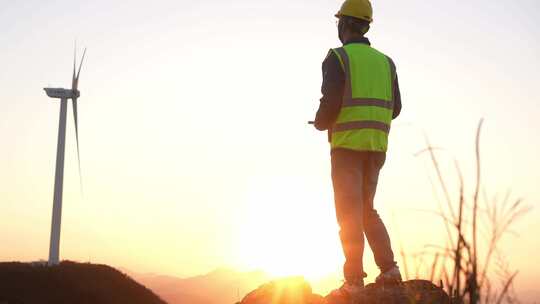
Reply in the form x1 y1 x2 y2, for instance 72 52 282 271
314 37 402 140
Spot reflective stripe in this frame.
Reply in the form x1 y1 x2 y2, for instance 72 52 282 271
331 49 345 70
385 55 396 99
335 47 352 98
333 121 390 133
342 98 393 110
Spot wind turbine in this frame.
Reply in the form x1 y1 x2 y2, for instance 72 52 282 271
43 47 86 266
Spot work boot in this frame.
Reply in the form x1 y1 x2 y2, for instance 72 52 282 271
327 280 364 304
375 266 402 284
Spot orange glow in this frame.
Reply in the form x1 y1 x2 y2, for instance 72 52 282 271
0 1 539 301
234 176 343 281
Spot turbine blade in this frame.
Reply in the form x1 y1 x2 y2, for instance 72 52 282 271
76 48 87 84
72 97 83 195
72 43 77 91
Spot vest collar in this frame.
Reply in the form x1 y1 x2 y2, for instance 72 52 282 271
343 37 371 46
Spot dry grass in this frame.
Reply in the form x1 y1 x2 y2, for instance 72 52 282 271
403 119 531 304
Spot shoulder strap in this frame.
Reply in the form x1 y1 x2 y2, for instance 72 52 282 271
331 48 345 71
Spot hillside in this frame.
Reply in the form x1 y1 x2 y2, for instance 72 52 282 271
0 261 165 304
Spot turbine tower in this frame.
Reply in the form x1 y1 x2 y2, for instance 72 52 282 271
44 48 86 266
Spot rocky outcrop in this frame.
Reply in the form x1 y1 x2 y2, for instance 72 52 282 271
353 280 450 304
237 277 325 304
238 278 449 304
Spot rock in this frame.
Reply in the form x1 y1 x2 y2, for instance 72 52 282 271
403 280 450 304
239 278 449 304
356 280 450 304
237 277 325 304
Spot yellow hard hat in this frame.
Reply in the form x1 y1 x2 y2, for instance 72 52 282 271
335 0 373 23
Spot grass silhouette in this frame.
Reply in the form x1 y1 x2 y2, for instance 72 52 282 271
403 119 530 304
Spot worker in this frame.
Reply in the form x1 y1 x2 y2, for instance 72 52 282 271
313 0 403 301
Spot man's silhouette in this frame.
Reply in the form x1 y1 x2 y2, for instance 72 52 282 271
313 0 403 301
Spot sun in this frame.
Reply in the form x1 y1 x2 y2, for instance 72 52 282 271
235 175 343 281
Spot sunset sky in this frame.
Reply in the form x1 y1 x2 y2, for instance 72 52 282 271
1 0 539 298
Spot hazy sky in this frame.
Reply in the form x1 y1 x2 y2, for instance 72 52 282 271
1 0 539 297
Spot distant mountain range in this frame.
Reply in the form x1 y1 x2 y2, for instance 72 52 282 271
129 267 270 304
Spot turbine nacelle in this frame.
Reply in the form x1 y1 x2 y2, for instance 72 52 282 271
44 88 80 99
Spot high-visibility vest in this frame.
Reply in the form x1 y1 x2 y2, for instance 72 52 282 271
330 43 396 152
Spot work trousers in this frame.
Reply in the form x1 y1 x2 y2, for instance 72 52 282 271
331 149 397 283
